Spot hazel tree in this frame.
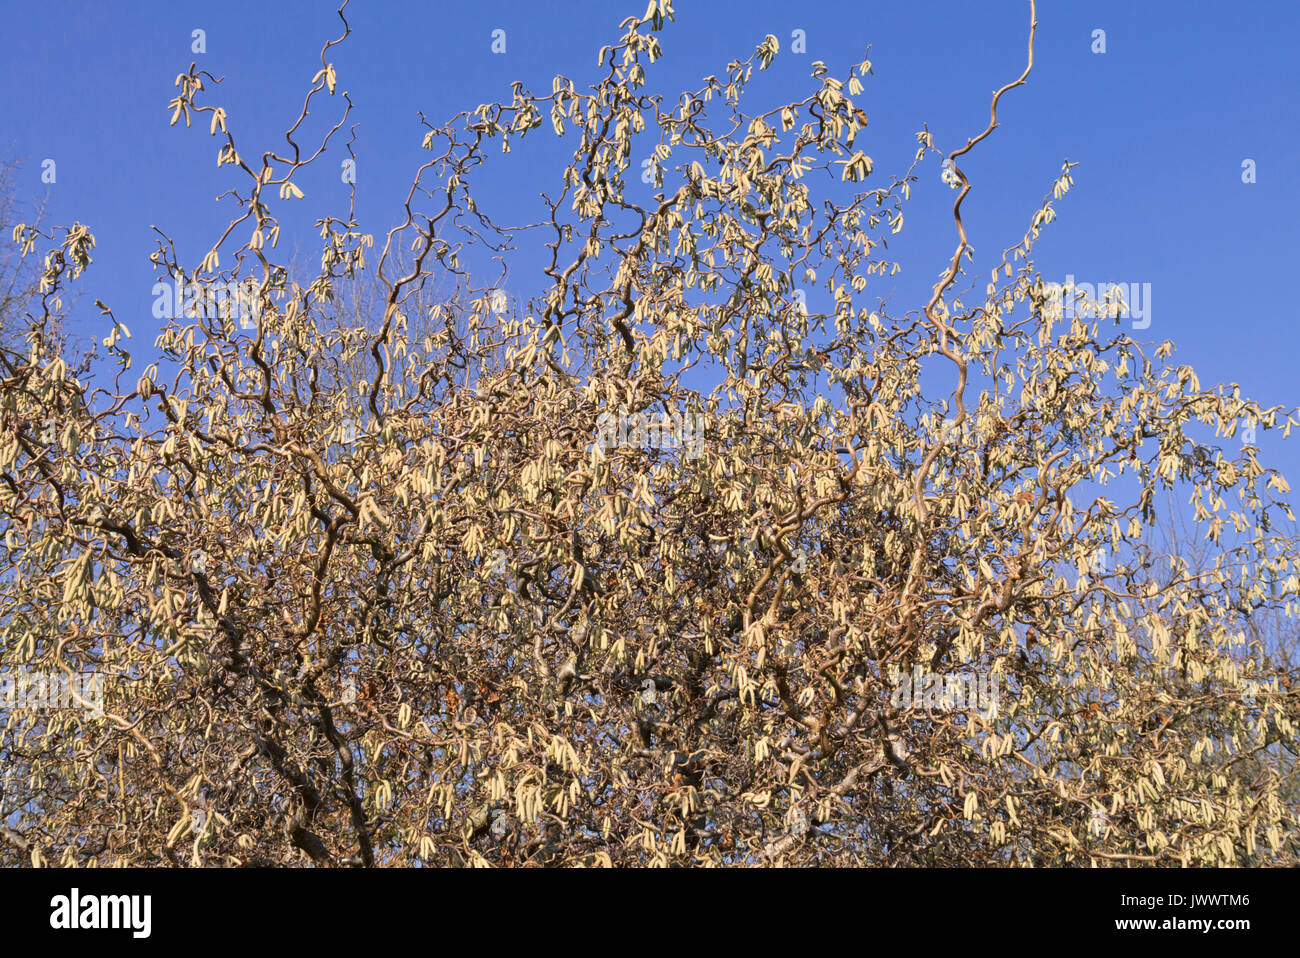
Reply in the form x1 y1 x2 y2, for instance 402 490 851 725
1 0 1297 867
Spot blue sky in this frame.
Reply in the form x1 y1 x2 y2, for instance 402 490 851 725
1 0 1298 482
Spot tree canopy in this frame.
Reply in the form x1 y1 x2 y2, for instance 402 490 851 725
1 0 1297 867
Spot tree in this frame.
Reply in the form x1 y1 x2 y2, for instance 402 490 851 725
1 0 1296 867
0 155 63 352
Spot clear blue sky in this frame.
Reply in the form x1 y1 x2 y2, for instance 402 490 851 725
1 0 1297 480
